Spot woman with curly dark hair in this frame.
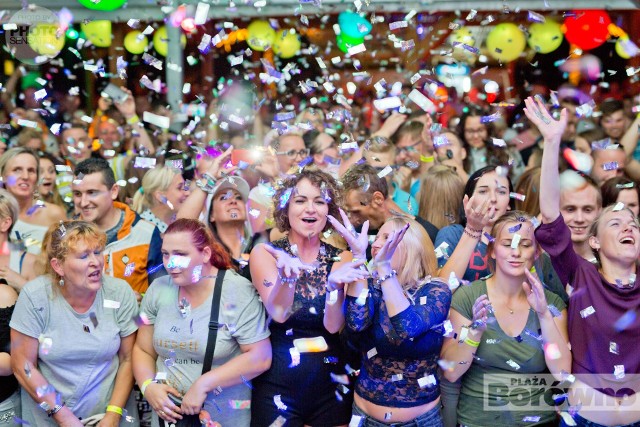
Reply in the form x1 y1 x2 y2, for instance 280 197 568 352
249 169 354 427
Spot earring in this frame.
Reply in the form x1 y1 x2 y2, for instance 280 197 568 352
58 278 64 287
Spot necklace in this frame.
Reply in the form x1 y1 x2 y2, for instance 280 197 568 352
199 274 217 281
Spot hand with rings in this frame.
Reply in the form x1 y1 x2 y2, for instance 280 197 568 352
143 382 183 423
264 244 316 284
462 194 496 233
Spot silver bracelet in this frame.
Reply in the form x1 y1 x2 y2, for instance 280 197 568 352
375 270 397 286
279 275 297 287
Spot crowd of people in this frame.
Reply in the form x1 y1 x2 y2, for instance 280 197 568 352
0 71 640 427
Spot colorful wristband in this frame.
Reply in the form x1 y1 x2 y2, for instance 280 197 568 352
106 405 123 415
127 115 140 125
464 337 480 348
140 378 155 396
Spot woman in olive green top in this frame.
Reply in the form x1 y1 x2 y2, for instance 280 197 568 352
440 211 571 427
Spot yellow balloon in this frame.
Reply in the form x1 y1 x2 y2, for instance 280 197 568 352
272 29 301 59
615 36 639 59
452 27 476 47
153 26 187 57
247 20 275 52
28 24 65 57
123 31 148 54
486 23 526 62
80 20 112 48
528 21 563 54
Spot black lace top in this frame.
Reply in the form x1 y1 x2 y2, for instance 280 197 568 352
0 300 18 402
345 278 451 407
268 238 342 348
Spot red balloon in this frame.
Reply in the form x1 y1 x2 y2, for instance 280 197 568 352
563 10 611 51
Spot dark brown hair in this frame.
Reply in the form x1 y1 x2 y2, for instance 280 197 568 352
601 176 640 210
272 169 341 233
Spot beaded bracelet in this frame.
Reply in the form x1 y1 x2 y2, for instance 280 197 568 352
375 270 397 286
463 227 482 239
279 275 297 287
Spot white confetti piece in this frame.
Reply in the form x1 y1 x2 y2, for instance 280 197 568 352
418 374 437 388
506 359 521 370
614 364 625 379
134 157 156 169
377 165 393 178
373 96 402 111
143 111 170 129
580 306 596 319
289 347 300 367
612 202 625 212
511 233 521 249
367 347 378 359
273 395 287 411
408 89 436 114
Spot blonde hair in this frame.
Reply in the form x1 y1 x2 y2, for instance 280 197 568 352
17 128 44 149
385 216 437 289
0 189 19 237
41 220 107 290
0 147 40 182
418 165 464 229
131 167 181 214
514 167 541 217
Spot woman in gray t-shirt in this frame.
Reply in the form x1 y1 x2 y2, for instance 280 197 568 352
10 220 139 426
133 219 271 427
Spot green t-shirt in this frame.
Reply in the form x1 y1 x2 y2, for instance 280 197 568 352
451 280 566 427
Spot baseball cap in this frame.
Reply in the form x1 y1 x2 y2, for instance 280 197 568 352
212 176 250 202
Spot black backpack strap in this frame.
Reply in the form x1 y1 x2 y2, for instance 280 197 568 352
202 269 226 375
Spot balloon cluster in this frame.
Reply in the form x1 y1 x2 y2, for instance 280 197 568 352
336 11 372 53
450 9 636 65
246 20 301 58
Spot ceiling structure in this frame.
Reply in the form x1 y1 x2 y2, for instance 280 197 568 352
0 0 638 21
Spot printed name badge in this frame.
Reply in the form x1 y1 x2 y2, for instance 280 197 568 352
104 300 121 309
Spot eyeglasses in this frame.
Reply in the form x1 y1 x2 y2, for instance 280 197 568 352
396 140 422 155
275 148 310 158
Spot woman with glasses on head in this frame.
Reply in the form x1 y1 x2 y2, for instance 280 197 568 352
0 148 67 255
303 130 343 178
457 106 525 183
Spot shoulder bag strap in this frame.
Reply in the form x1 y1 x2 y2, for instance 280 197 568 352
202 269 226 375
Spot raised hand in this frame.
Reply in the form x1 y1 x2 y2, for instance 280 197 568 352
523 269 549 316
470 294 490 332
376 112 408 138
373 222 410 265
196 146 236 179
462 194 496 232
327 208 369 259
264 244 316 280
523 96 567 144
327 259 370 291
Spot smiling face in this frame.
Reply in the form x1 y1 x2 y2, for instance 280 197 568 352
72 172 118 227
560 185 601 244
590 209 640 265
463 116 488 149
370 221 403 269
287 178 329 238
39 157 56 196
471 171 511 224
162 231 211 287
53 240 104 292
276 134 307 174
161 173 189 212
209 188 246 224
601 110 627 140
490 220 537 278
3 153 38 199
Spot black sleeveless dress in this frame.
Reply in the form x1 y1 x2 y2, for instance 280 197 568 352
250 239 353 427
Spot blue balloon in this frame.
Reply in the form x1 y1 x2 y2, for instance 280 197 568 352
338 11 372 39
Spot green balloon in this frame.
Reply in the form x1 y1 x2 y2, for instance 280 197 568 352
336 33 364 53
77 0 126 12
